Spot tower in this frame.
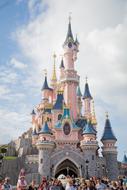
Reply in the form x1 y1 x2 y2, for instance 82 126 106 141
101 113 119 180
61 16 79 119
80 120 98 178
36 121 55 177
41 72 53 104
76 85 82 117
83 78 93 119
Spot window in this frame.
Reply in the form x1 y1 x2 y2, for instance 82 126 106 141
40 158 43 164
92 155 94 160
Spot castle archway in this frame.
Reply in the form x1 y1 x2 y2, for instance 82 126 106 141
54 159 79 178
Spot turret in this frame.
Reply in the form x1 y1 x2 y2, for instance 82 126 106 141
41 72 53 104
31 109 36 123
80 120 98 178
121 153 127 173
61 16 79 119
76 85 82 117
59 58 65 79
83 78 93 119
63 16 79 69
36 121 55 177
101 113 118 180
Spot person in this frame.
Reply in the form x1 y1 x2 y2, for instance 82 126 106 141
65 179 77 190
28 180 37 190
2 177 12 190
0 178 4 190
38 177 49 190
17 169 27 190
96 179 107 190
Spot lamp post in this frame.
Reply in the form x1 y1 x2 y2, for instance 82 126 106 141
85 160 89 179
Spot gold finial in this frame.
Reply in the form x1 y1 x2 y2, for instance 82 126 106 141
43 69 47 77
91 100 97 125
85 76 88 83
106 111 109 119
69 12 72 22
51 53 57 81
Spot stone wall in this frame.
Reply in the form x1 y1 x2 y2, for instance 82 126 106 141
0 157 25 185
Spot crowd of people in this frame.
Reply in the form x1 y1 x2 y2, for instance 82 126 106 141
0 169 127 190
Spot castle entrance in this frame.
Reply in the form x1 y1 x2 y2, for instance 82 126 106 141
55 159 79 178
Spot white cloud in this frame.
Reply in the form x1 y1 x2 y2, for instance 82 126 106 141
10 57 27 69
0 85 10 99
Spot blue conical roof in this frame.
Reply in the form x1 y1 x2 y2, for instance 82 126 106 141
83 82 92 99
39 122 52 134
101 117 117 141
64 21 74 45
76 86 82 97
122 154 127 164
53 93 64 110
31 109 36 115
82 121 96 135
75 35 79 45
41 76 52 91
60 58 65 69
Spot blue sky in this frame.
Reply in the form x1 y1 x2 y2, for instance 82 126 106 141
0 0 127 161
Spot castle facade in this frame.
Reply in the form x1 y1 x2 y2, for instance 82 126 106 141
31 18 119 180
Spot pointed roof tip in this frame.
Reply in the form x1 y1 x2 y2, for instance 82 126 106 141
39 121 52 134
83 78 92 99
41 75 52 91
101 116 117 141
76 86 82 97
31 109 36 115
63 15 74 46
60 58 65 69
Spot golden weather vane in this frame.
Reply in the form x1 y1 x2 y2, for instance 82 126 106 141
43 69 47 76
69 12 72 22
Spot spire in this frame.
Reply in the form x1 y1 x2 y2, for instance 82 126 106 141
122 153 127 164
51 53 57 81
91 100 97 125
76 86 82 97
82 120 96 135
60 58 65 69
31 109 36 115
75 34 79 45
83 77 92 99
101 113 117 141
39 121 52 134
41 71 52 91
64 13 74 46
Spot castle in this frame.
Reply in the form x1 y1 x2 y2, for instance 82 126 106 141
31 18 119 180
